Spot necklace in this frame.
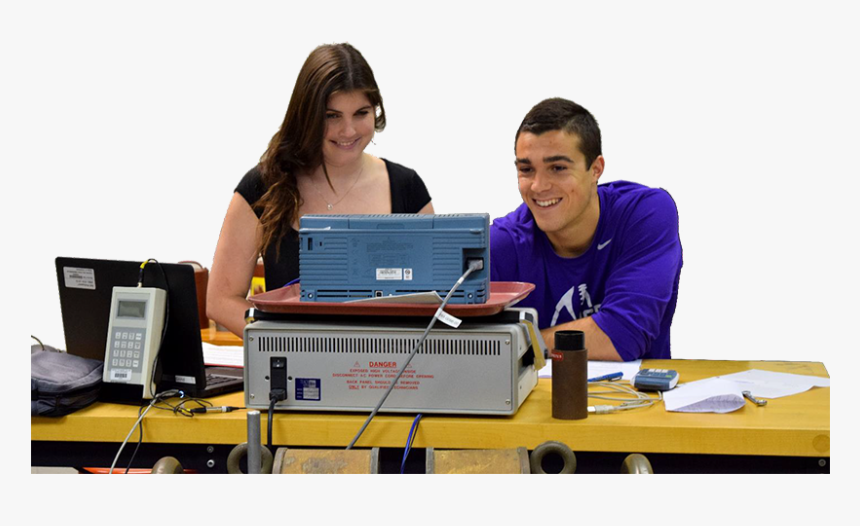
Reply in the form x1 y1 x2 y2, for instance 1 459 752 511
311 160 365 211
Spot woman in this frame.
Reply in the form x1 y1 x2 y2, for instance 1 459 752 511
208 43 434 336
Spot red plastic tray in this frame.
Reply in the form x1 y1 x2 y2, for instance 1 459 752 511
250 282 535 317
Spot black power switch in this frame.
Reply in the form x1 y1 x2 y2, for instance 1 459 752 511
270 357 287 401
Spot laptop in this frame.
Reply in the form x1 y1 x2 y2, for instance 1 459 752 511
55 257 243 398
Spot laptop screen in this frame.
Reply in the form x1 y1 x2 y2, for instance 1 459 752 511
55 257 206 391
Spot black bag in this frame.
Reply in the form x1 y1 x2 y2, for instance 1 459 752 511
31 344 104 417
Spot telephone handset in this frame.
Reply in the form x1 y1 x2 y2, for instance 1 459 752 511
103 286 166 399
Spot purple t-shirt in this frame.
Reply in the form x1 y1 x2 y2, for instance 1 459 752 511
490 180 682 360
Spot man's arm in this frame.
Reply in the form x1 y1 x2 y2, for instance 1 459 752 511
541 316 622 361
581 189 682 361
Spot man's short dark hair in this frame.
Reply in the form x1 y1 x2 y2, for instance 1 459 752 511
515 98 603 169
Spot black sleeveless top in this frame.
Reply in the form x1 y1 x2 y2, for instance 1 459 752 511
235 159 432 290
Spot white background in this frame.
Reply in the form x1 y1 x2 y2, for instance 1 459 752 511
13 0 851 506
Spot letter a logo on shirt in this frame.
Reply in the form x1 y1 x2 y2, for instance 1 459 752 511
552 283 600 325
551 285 579 326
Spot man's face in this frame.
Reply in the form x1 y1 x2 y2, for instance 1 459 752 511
516 130 604 252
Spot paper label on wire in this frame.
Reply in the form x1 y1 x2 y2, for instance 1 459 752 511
435 308 462 328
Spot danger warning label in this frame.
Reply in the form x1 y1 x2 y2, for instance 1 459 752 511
331 361 435 391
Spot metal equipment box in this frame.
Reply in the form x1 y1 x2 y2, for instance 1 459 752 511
299 214 490 304
243 310 540 415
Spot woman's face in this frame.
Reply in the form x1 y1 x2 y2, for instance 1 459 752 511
322 91 375 168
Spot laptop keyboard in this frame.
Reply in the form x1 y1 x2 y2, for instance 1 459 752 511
206 373 239 388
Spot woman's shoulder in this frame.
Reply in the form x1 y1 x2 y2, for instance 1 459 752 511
236 165 263 189
381 158 421 183
381 158 431 212
235 165 264 196
235 165 265 215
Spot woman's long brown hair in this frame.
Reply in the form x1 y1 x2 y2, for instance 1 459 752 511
255 43 386 260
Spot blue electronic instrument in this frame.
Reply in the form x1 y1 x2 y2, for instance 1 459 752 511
299 214 490 304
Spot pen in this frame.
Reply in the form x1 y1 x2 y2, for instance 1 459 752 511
588 372 623 382
190 406 243 414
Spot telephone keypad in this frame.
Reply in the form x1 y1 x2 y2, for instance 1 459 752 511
109 328 146 374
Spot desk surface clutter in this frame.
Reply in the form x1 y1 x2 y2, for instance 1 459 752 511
32 345 830 459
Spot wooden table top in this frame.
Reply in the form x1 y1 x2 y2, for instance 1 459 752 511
32 358 829 458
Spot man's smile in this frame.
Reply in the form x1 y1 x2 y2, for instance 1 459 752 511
534 198 562 208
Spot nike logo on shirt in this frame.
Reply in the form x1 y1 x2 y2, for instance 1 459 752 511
597 239 612 250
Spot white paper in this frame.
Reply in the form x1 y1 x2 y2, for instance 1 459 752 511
663 377 746 413
347 291 443 304
202 342 244 368
590 360 642 381
538 359 642 380
715 369 830 399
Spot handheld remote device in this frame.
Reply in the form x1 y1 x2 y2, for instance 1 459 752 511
632 368 679 391
103 286 167 399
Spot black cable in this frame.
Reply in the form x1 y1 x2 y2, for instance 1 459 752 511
117 259 173 473
149 396 212 417
268 397 277 452
138 259 170 396
124 404 147 474
121 390 189 473
121 396 216 472
109 389 181 474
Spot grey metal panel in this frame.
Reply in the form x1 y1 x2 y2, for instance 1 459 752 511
243 317 537 415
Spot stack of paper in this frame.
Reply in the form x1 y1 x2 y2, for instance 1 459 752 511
663 369 830 413
663 378 745 413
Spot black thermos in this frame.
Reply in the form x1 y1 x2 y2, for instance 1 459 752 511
551 330 588 420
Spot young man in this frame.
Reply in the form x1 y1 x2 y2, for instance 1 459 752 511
491 98 682 361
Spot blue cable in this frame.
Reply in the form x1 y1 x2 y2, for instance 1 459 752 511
400 414 423 474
